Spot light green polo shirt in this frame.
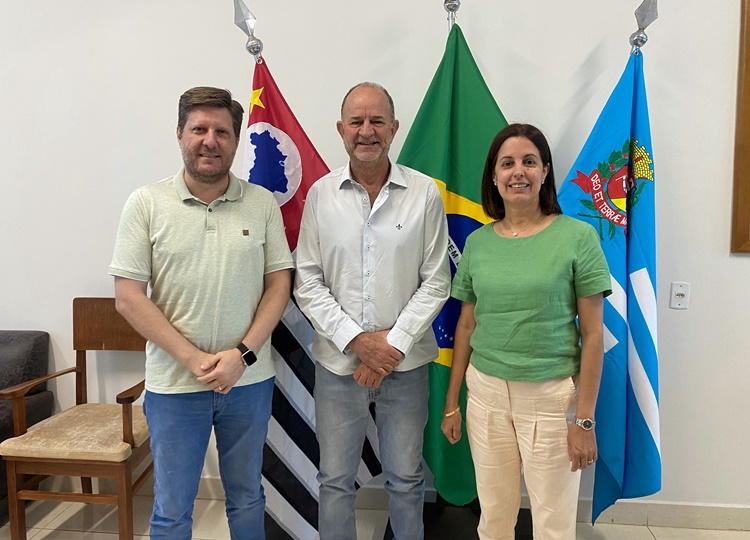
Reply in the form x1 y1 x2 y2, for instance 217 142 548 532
451 215 612 382
109 169 294 394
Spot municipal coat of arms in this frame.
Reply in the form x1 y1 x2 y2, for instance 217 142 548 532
570 138 654 240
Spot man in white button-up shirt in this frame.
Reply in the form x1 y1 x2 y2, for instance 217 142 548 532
294 82 450 539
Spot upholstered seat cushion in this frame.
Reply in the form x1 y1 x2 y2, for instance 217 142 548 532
0 403 148 462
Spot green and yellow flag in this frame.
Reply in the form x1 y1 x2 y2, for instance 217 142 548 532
397 24 507 505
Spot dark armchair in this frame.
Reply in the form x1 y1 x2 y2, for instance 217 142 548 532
0 331 55 524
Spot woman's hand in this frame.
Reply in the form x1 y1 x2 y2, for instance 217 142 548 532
441 411 463 444
567 423 597 471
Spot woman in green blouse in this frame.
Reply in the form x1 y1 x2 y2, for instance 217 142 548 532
441 124 611 540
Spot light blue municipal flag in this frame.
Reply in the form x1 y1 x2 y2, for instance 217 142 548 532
557 51 661 522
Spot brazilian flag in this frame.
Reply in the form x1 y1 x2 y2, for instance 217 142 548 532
397 24 507 505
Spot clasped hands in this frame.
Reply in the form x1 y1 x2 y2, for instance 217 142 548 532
188 348 246 394
349 330 403 388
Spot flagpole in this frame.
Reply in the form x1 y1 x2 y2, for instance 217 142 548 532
234 0 264 64
444 0 460 31
630 0 658 54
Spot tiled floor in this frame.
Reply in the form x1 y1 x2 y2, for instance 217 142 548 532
0 497 748 539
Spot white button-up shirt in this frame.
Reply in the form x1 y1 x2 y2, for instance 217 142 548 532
294 161 451 375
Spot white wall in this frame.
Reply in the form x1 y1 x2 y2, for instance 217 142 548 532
1 0 748 510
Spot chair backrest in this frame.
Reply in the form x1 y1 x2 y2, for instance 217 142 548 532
72 298 146 404
73 298 146 352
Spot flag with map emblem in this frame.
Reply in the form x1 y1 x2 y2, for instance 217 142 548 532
397 24 507 506
242 59 328 252
243 59 384 539
557 51 661 523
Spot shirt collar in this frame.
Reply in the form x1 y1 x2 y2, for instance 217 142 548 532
339 159 408 190
174 167 244 202
224 172 243 201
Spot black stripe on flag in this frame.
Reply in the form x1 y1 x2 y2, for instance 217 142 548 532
263 443 319 529
362 429 383 478
264 510 295 540
272 319 315 394
271 385 320 467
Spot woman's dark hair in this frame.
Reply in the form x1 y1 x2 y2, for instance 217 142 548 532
480 123 562 220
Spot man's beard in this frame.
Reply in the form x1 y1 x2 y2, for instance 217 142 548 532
182 150 233 185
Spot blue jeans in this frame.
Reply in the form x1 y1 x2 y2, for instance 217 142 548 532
144 377 274 540
314 363 429 540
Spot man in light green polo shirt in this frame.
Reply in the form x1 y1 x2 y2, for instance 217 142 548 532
109 87 293 540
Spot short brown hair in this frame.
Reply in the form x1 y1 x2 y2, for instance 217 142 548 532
177 87 244 138
481 123 562 220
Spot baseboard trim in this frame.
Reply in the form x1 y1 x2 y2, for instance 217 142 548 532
42 476 750 532
355 484 749 532
577 498 750 531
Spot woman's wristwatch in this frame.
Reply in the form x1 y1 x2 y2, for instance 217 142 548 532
575 417 596 430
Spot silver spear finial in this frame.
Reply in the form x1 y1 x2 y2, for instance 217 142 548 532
234 0 263 63
630 0 658 53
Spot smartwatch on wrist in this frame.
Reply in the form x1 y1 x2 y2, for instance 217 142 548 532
236 343 257 367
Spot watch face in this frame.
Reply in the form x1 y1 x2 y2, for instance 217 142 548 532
242 350 257 367
582 419 594 430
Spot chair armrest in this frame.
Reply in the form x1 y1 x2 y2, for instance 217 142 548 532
117 380 145 448
0 367 77 437
116 379 145 405
0 367 78 401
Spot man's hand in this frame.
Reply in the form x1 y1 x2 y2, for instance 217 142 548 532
348 331 402 375
353 362 386 388
196 348 246 393
184 350 216 378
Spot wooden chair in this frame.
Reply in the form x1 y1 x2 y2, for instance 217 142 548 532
0 298 152 540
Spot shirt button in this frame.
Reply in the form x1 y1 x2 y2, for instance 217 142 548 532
366 271 371 276
362 197 367 202
208 208 213 212
366 221 371 226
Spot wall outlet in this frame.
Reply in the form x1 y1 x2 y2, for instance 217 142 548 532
669 282 691 310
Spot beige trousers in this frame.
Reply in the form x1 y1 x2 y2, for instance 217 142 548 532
465 364 580 540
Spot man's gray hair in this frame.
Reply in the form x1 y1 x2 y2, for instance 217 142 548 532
340 82 396 122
